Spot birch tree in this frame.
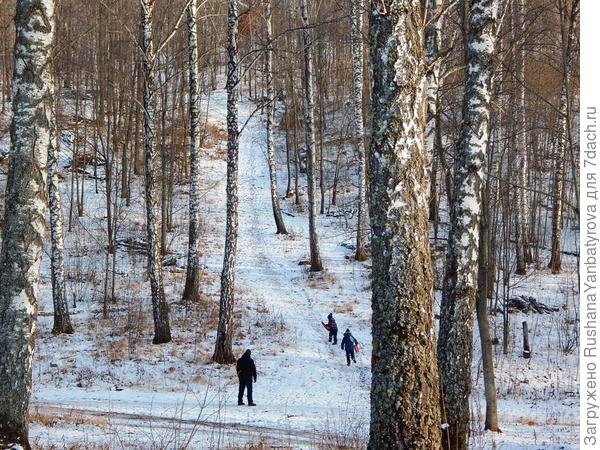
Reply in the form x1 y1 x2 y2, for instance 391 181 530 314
0 0 55 446
264 0 288 235
349 0 367 261
182 0 202 303
48 108 74 335
424 0 443 223
299 0 323 272
437 1 498 448
213 0 239 364
368 1 441 448
548 0 578 274
141 0 171 344
514 0 530 275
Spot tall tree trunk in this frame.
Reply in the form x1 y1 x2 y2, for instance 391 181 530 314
182 0 202 303
368 2 441 448
299 0 323 272
548 0 578 274
437 1 498 449
515 0 529 274
264 0 288 235
425 0 443 223
141 0 171 344
0 1 55 447
476 192 499 431
213 0 239 364
350 0 368 262
48 102 74 335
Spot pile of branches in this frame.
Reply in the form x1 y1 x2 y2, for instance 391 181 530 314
507 295 560 314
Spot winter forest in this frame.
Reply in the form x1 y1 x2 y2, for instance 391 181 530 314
0 0 583 449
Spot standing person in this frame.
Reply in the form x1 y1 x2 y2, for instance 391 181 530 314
236 349 257 406
321 312 338 344
341 329 358 366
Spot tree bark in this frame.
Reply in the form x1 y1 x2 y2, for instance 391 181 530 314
182 0 202 304
437 1 498 449
515 0 530 275
349 0 368 262
213 0 239 364
368 2 441 448
141 0 171 344
425 0 443 223
299 0 323 272
264 0 288 235
48 100 74 335
0 1 55 447
548 0 578 274
476 192 499 432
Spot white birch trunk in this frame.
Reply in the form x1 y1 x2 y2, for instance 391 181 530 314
48 111 73 335
299 0 323 272
515 0 529 274
264 0 288 235
424 0 442 162
182 0 202 303
0 1 55 446
549 0 577 274
425 0 443 222
349 0 367 261
141 0 171 344
437 1 499 448
368 2 441 448
213 0 239 364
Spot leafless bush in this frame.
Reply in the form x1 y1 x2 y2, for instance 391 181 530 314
557 281 579 355
318 398 369 449
122 292 147 359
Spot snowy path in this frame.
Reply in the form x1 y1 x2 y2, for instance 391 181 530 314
30 91 372 446
214 92 371 432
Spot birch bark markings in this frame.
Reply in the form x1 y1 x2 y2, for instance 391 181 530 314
213 0 239 364
349 0 367 261
425 0 443 223
264 0 288 235
182 0 202 304
0 0 55 446
515 0 529 275
368 2 441 448
141 0 172 344
48 110 74 335
437 1 498 449
299 0 323 272
424 2 441 151
548 0 578 274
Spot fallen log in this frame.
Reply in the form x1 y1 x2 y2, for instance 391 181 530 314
507 295 559 314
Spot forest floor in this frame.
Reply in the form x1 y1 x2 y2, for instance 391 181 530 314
0 89 580 449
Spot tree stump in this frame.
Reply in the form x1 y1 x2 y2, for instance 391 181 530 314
522 321 531 358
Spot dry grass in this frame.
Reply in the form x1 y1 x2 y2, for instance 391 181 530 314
333 303 355 315
108 338 128 361
191 371 212 385
30 410 107 428
203 122 227 148
307 271 338 290
516 416 537 427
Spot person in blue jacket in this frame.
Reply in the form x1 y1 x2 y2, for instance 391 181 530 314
341 329 358 366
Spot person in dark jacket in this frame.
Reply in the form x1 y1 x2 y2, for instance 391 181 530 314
326 313 338 344
236 349 257 406
341 329 358 366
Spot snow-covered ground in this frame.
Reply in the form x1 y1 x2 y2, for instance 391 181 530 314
0 88 579 449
